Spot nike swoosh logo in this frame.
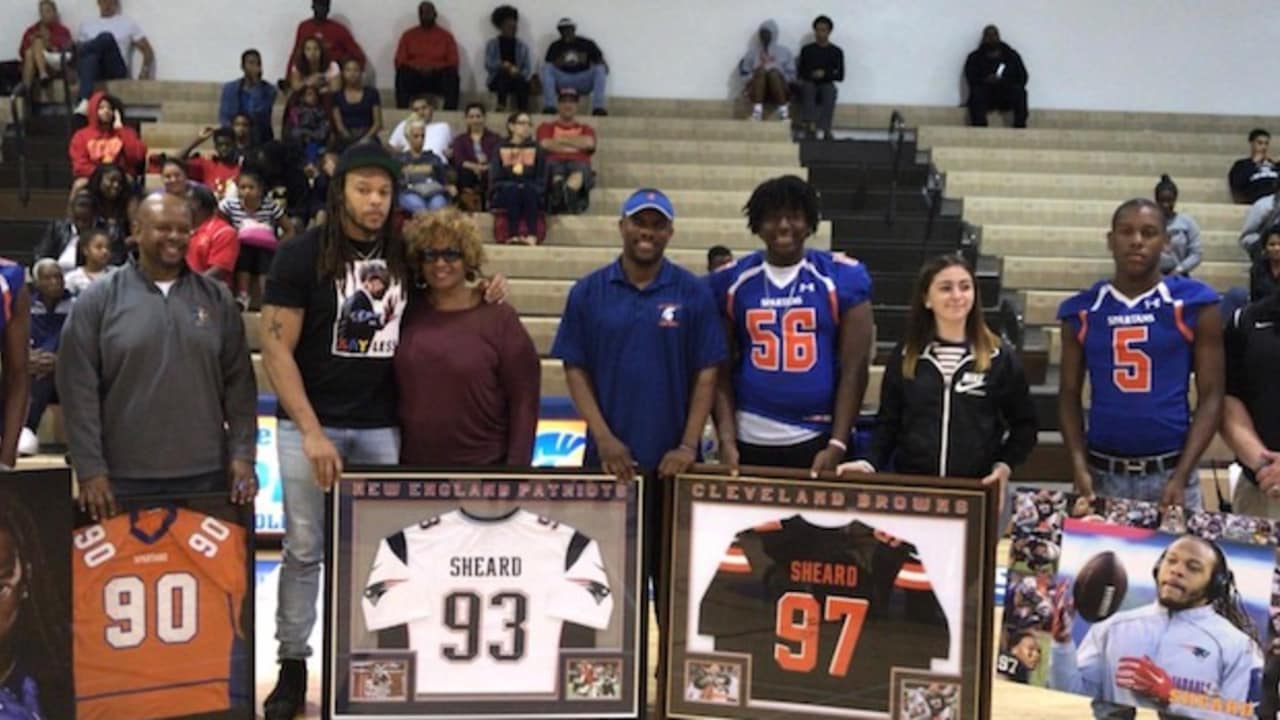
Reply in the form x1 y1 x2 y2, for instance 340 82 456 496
1256 321 1274 329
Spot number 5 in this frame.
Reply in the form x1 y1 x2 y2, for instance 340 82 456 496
1112 327 1151 393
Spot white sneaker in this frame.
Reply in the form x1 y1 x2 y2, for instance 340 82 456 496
73 98 88 115
750 104 763 121
18 427 38 457
778 105 790 121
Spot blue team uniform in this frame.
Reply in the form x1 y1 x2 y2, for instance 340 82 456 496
1056 276 1219 458
708 249 871 434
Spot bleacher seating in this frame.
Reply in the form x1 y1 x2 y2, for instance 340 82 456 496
4 77 1277 470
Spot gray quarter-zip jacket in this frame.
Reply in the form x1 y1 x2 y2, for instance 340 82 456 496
56 261 256 480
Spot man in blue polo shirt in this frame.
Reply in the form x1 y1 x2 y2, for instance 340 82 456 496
552 187 725 593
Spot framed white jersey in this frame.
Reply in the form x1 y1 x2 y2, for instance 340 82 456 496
327 470 646 719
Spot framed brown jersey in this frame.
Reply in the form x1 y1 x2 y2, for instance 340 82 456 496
325 469 646 719
663 467 998 720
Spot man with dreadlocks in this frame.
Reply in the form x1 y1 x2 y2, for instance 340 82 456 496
1049 534 1264 719
260 141 505 719
709 175 873 476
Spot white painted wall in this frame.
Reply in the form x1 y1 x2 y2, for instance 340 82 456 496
4 0 1276 115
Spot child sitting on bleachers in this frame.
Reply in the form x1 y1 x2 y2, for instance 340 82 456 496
219 168 295 309
63 228 114 296
286 84 331 165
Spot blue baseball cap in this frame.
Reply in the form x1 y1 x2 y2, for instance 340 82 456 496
621 188 675 220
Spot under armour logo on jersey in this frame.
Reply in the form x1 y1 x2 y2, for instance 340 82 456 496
658 303 681 327
798 282 816 293
1143 298 1162 310
571 578 612 604
363 579 405 606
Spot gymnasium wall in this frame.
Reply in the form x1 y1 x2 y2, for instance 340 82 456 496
3 0 1276 116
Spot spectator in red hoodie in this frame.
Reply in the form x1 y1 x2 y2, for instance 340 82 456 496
19 0 73 93
393 1 460 110
286 0 365 80
68 92 147 190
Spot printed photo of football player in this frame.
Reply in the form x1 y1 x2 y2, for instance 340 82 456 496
898 679 960 720
0 487 72 720
1049 533 1265 719
997 630 1045 684
683 661 740 705
333 259 402 357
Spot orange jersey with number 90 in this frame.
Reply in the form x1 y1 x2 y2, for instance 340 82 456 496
73 507 247 720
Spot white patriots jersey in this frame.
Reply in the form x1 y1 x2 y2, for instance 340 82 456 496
361 509 614 696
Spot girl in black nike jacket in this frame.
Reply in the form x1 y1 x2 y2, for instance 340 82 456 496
840 255 1038 484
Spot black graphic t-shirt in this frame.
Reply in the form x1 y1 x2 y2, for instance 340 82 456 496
264 228 405 427
698 515 951 712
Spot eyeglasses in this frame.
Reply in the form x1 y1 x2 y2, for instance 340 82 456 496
421 248 464 263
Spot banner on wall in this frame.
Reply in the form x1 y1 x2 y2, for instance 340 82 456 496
254 402 589 536
997 490 1280 720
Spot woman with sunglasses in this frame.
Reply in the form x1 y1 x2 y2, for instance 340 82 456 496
394 208 540 466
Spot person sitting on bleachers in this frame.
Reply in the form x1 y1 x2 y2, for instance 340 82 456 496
1155 174 1202 276
85 162 135 265
286 0 364 83
68 91 147 187
291 150 335 231
35 188 95 272
73 0 154 114
485 5 532 112
219 49 278 145
540 18 608 116
331 59 382 150
707 245 734 273
1241 185 1280 262
388 95 451 156
397 120 454 212
797 15 844 139
490 111 546 245
739 20 795 123
179 126 241 199
450 102 503 212
1250 225 1280 302
220 168 293 310
537 88 595 214
186 185 238 287
18 0 72 94
284 84 331 164
287 36 340 95
20 259 74 457
150 156 195 200
63 227 113 296
393 1 460 110
963 24 1029 128
1228 129 1279 205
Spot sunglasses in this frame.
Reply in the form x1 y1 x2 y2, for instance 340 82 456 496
421 248 464 263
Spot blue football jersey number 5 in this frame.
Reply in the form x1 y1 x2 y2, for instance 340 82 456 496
1112 327 1152 393
746 308 817 373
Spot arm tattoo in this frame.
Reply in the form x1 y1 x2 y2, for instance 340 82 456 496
266 313 284 341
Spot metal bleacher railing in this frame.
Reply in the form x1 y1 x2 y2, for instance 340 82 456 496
885 109 906 227
7 85 30 208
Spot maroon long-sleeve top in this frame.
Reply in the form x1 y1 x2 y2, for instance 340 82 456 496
394 297 540 466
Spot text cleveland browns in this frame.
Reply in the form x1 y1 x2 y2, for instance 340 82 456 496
349 479 629 502
689 480 971 516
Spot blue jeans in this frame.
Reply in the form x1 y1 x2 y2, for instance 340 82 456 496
1091 467 1203 509
539 64 607 110
398 191 450 213
275 419 399 659
77 32 128 101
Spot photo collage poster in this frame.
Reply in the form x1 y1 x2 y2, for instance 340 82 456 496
72 490 256 720
0 469 73 720
326 470 645 719
665 470 997 720
998 489 1280 719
